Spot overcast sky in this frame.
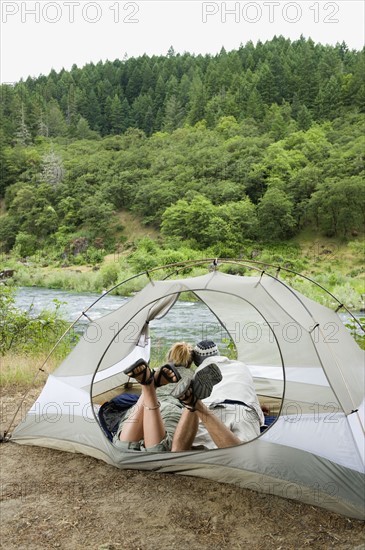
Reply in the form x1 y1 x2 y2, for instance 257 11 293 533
1 1 364 83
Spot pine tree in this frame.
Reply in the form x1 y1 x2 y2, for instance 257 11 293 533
347 53 365 111
297 104 312 130
14 102 32 146
86 90 102 131
187 74 206 125
144 106 154 136
265 104 287 140
109 94 124 134
167 46 175 58
76 117 96 139
47 101 67 137
131 95 154 132
141 60 155 93
256 63 278 105
290 93 301 119
38 111 49 137
246 89 265 120
153 74 166 114
126 66 143 101
40 150 64 186
315 76 342 119
120 98 131 133
295 38 320 109
66 83 78 127
163 95 184 132
166 75 179 99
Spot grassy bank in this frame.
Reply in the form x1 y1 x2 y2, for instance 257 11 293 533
1 233 364 390
0 348 182 388
0 353 59 388
1 227 364 308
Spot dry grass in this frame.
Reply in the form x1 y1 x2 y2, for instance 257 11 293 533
0 353 61 388
115 209 159 242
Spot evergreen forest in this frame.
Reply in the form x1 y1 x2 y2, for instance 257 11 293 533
0 37 364 263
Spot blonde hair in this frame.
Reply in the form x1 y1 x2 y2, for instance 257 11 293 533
167 342 193 368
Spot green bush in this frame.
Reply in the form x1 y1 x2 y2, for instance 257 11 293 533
97 262 120 288
345 317 365 350
221 263 247 276
13 232 38 257
331 283 362 310
0 285 78 357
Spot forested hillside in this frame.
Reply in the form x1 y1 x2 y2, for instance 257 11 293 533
0 37 364 261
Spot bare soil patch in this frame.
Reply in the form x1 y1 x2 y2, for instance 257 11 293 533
1 388 364 550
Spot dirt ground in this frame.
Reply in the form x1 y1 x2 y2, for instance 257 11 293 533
1 389 364 550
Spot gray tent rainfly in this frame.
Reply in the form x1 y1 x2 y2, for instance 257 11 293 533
9 260 365 519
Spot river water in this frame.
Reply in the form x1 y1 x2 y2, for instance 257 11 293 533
14 286 230 350
14 286 363 350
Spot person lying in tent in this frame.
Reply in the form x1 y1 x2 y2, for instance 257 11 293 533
113 342 222 452
171 340 265 451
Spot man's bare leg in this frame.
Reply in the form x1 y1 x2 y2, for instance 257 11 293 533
172 400 241 450
195 401 241 448
171 409 199 451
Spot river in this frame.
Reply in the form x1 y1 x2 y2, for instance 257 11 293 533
14 286 230 350
14 287 363 350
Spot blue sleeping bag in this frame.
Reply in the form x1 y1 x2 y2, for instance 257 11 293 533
98 393 139 441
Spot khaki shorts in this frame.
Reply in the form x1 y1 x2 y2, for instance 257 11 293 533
113 433 172 452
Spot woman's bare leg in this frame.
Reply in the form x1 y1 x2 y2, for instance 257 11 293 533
118 395 144 443
119 385 166 447
140 384 167 448
119 363 178 448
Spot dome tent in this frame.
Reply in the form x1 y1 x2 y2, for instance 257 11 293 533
9 260 365 519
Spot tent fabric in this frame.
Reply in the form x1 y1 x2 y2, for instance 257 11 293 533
11 271 365 519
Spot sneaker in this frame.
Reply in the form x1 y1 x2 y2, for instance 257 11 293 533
193 362 222 399
171 362 222 405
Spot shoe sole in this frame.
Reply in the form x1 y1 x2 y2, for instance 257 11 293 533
171 363 222 401
123 358 148 377
193 363 222 400
170 377 192 400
